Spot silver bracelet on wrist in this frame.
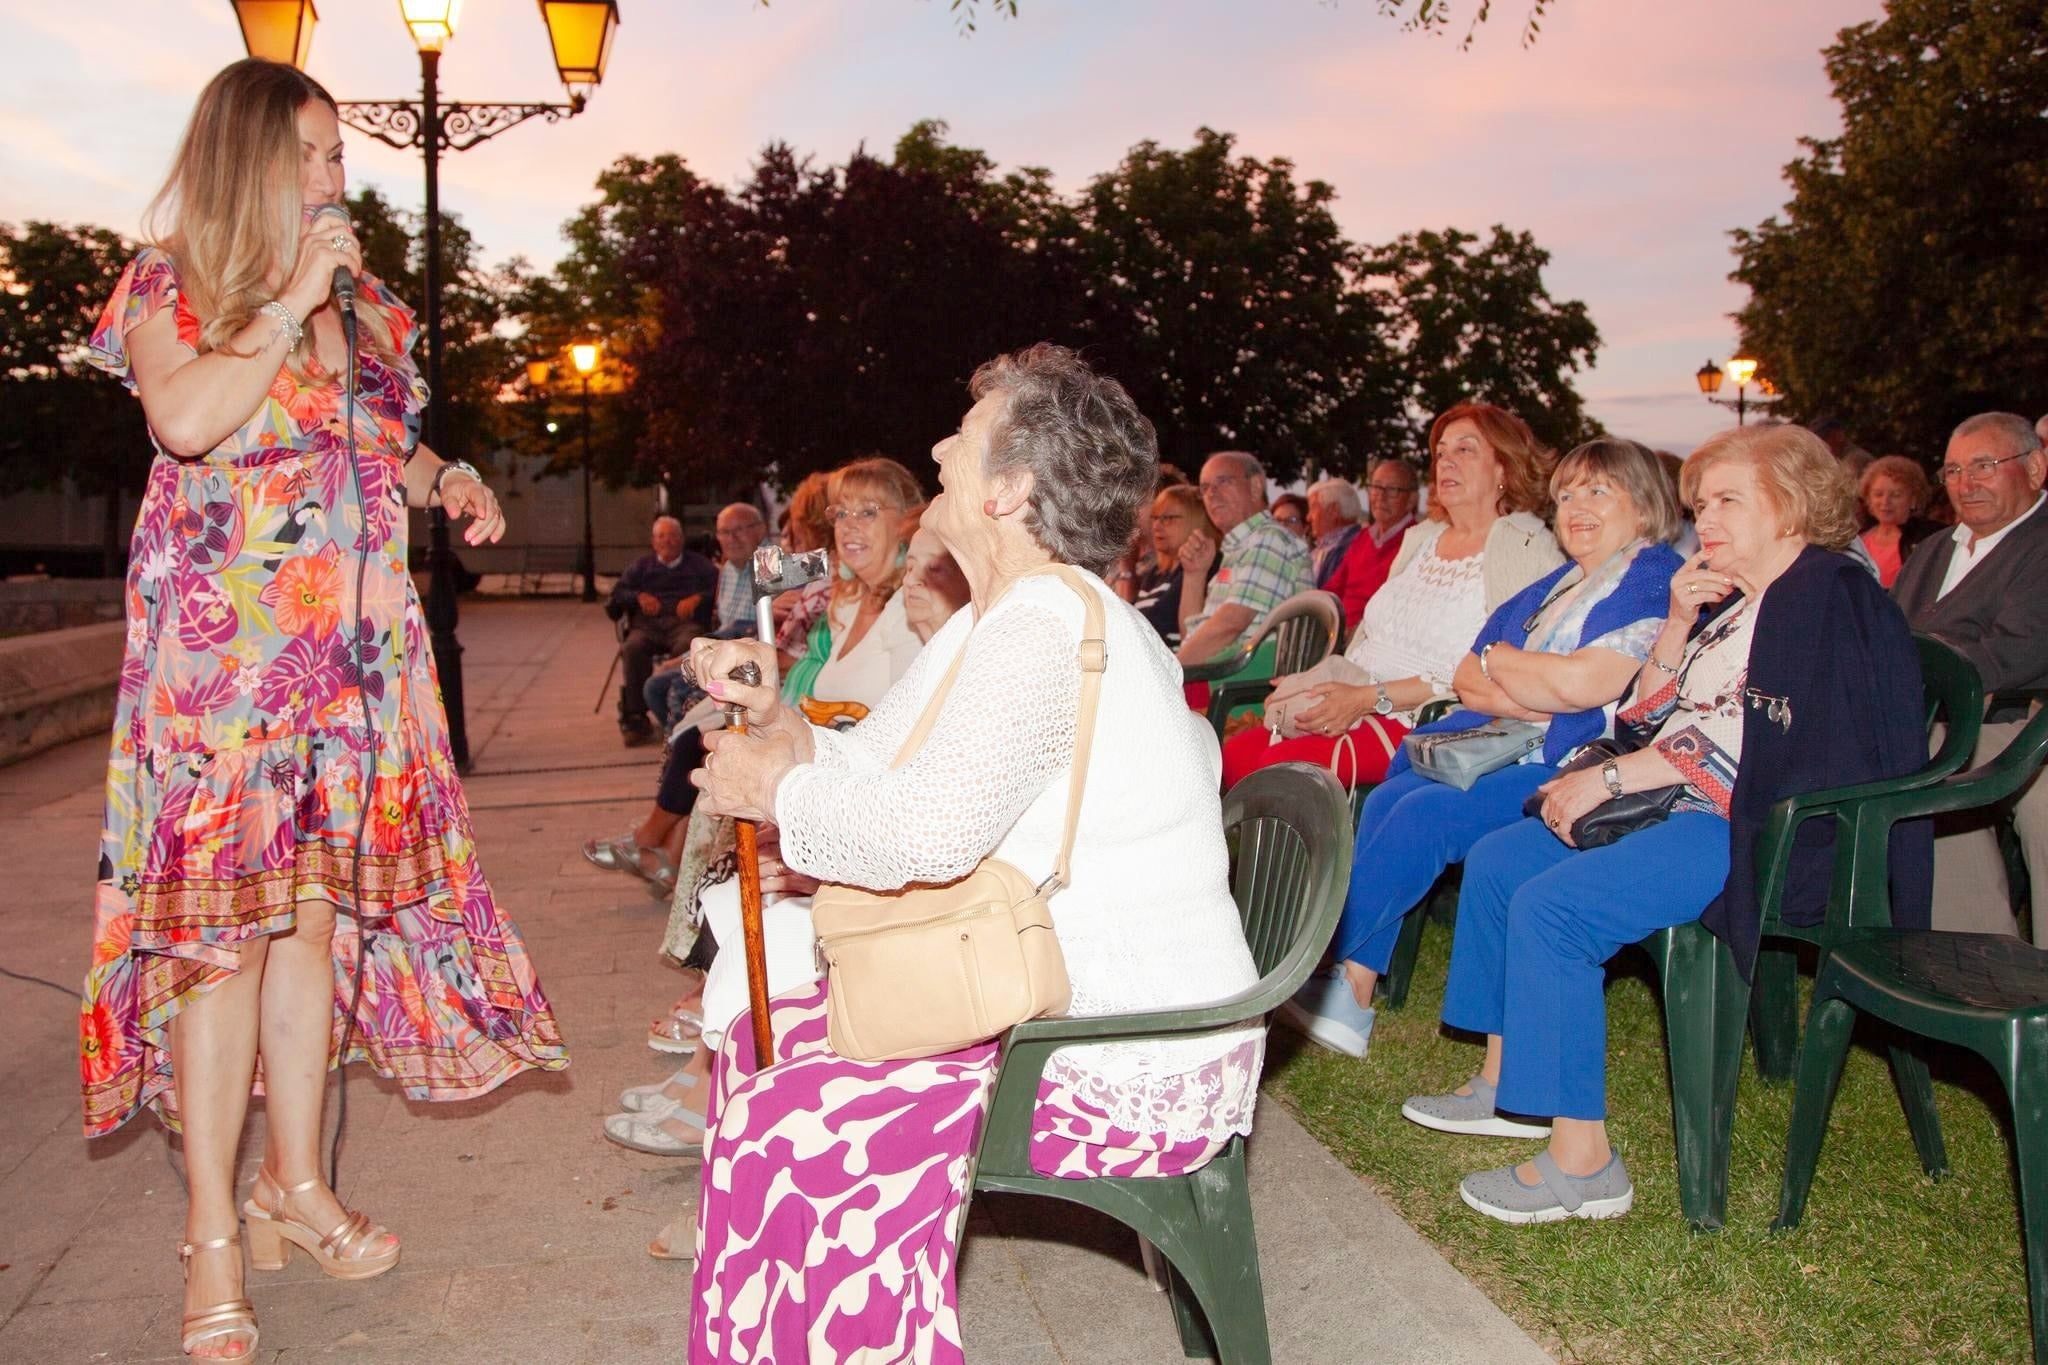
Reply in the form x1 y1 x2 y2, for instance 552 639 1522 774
1478 642 1498 682
259 300 302 351
1648 652 1680 677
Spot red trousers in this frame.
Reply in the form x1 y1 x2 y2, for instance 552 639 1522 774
1219 716 1408 790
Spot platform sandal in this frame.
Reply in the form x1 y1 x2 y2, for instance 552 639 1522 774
178 1234 258 1359
243 1172 401 1280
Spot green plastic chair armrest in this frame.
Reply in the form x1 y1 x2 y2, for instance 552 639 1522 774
1180 641 1260 685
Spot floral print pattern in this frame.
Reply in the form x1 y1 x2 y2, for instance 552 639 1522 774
77 248 567 1137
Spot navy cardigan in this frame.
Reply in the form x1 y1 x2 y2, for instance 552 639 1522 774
1693 546 1931 977
1387 541 1683 777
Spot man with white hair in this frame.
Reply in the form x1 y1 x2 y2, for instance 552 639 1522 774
1894 411 2048 938
1177 450 1312 666
1322 456 1419 627
1305 477 1363 587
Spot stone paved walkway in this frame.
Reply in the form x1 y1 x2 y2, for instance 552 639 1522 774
0 598 1550 1364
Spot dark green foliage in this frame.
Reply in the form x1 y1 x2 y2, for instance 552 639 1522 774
1731 0 2048 461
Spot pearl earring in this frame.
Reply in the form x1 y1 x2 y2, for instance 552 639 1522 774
982 499 998 517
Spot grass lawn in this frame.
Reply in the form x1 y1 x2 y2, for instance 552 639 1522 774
1264 919 2037 1362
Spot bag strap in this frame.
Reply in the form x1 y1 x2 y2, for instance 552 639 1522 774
882 564 1108 895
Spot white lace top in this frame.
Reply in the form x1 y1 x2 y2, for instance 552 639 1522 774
775 570 1264 1143
1343 539 1489 721
810 591 923 711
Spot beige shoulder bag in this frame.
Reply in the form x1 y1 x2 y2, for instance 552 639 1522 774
810 565 1104 1061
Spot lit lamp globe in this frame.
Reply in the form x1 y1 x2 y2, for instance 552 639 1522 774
524 359 551 389
1695 360 1724 396
399 0 462 52
230 0 318 68
1725 356 1760 388
570 342 600 376
539 0 621 104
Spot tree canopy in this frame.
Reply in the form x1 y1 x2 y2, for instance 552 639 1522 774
1731 0 2048 460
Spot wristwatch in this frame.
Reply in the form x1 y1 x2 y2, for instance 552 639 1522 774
1601 758 1624 799
1372 683 1394 716
431 459 483 505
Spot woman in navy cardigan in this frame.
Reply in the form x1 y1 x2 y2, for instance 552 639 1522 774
1282 439 1684 1058
1401 423 1929 1225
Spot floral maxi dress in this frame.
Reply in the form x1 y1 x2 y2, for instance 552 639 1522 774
77 248 568 1137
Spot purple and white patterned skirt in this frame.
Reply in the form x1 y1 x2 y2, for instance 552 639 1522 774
689 983 1232 1364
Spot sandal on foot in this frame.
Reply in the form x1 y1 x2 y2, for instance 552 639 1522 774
647 1006 704 1055
649 1206 696 1261
178 1235 258 1359
1460 1150 1633 1225
582 831 642 872
1401 1075 1552 1139
243 1172 400 1280
604 1105 707 1157
619 1070 695 1113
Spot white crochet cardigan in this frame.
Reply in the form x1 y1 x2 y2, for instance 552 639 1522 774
776 569 1263 1143
1388 510 1564 613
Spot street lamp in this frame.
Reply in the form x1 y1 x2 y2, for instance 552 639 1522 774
570 342 601 604
234 0 622 768
1695 355 1781 427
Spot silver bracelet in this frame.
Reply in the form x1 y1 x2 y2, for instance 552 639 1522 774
259 300 302 350
1478 641 1498 682
1647 651 1680 677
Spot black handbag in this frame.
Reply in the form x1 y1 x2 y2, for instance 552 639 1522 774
1523 738 1684 849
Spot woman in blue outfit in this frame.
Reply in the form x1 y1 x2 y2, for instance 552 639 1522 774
1401 423 1931 1225
1281 439 1683 1057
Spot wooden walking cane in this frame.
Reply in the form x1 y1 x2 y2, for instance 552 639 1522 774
718 658 776 1066
721 542 832 1067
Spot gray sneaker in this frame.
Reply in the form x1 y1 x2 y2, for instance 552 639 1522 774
1459 1150 1633 1225
1400 1074 1552 1139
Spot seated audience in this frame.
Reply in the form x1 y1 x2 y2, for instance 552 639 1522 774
1220 403 1563 789
1176 450 1314 665
1133 483 1220 647
581 458 925 895
1402 423 1927 1225
1306 476 1364 587
1282 438 1682 1056
1322 457 1420 626
1894 412 2048 939
1270 491 1310 540
1855 455 1940 588
682 345 1261 1359
610 515 717 746
643 503 771 732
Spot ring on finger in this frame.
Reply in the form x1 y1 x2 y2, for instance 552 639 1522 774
329 234 349 251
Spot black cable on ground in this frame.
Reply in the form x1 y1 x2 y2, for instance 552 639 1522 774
0 964 75 996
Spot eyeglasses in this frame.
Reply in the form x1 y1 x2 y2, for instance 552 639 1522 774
1366 482 1416 497
1273 512 1305 528
1198 474 1245 495
827 501 894 525
1938 451 2033 485
1153 512 1189 524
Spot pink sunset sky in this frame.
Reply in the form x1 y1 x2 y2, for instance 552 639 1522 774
0 0 1884 457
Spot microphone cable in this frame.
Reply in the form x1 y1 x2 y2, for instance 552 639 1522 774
328 291 374 1193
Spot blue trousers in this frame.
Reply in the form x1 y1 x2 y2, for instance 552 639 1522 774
1440 812 1729 1121
1334 766 1556 972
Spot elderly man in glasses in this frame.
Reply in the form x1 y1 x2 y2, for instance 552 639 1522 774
1322 457 1421 628
609 515 718 746
1894 411 2048 938
1176 450 1312 666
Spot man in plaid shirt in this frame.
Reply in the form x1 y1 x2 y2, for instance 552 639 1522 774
1177 451 1312 665
709 503 767 638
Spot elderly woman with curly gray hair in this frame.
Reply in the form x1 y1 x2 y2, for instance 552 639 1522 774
680 345 1262 1363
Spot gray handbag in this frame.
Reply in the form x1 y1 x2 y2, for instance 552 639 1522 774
1403 719 1547 791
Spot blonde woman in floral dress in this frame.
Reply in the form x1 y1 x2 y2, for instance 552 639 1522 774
78 59 566 1359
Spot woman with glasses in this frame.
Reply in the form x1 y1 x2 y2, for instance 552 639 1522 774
1132 482 1220 646
1219 403 1564 791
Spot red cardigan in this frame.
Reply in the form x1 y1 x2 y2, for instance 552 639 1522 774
1323 521 1412 628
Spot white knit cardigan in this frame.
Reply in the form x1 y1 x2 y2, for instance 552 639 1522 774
775 569 1263 1143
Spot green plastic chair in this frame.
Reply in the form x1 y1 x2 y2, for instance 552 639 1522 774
1183 590 1344 739
1774 706 2048 1360
966 762 1353 1364
1745 634 1985 1079
1643 635 1983 1229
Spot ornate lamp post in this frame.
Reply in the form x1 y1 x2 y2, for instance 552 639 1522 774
231 0 622 769
570 343 601 604
1695 355 1782 427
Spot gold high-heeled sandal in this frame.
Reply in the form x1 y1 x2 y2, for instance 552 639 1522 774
178 1235 258 1359
242 1172 400 1280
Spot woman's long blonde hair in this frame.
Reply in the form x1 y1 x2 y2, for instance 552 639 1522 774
146 59 404 382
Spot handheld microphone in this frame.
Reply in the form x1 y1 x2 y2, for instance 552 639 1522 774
306 202 358 318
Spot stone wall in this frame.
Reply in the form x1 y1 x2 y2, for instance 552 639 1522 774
0 620 124 766
0 579 124 636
